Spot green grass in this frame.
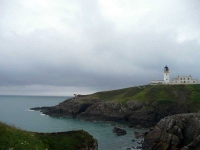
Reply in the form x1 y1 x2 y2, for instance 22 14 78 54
90 84 200 103
38 131 95 150
186 84 200 102
90 86 143 103
0 122 96 150
0 122 45 150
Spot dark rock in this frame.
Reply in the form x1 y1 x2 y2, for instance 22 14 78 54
131 139 136 142
31 95 198 128
117 125 126 128
112 127 127 136
143 113 200 150
79 101 130 122
137 140 143 144
30 106 51 111
136 146 142 149
134 132 144 139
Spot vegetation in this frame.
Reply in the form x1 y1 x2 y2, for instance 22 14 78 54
91 84 200 103
0 122 95 150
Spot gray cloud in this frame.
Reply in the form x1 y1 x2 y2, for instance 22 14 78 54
0 0 200 96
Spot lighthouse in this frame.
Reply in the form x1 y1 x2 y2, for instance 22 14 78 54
164 65 170 83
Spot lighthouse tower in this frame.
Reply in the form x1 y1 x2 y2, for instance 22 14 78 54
164 66 170 83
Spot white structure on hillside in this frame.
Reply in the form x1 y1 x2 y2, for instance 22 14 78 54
151 65 170 85
171 75 198 84
151 80 164 85
151 65 198 85
164 66 170 83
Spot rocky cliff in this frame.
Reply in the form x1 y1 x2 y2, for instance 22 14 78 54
31 93 197 127
31 84 200 127
142 113 200 150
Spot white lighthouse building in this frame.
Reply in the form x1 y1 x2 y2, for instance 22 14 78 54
151 65 198 85
164 66 170 83
151 66 170 85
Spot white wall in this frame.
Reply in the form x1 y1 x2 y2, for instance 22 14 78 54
171 76 198 84
164 73 170 83
151 80 164 85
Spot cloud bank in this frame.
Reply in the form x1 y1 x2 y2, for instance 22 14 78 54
0 0 200 96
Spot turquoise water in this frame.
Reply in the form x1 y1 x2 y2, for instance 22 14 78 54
0 95 146 150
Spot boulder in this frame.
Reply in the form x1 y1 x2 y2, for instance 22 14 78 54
142 113 200 150
134 131 144 139
112 127 127 136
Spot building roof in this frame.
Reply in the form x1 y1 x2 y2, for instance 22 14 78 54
164 65 169 71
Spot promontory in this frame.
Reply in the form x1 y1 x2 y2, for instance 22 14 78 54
31 84 200 127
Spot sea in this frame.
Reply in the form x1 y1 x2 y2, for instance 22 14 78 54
0 95 146 150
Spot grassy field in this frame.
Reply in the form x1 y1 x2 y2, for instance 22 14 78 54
90 84 200 103
0 122 96 150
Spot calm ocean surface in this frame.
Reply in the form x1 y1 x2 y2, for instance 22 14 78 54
0 95 146 150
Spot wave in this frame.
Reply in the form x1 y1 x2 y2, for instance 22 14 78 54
40 113 49 116
24 109 34 111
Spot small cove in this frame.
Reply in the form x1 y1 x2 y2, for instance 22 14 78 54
0 95 146 150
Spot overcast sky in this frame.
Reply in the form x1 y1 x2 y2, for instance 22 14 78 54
0 0 200 96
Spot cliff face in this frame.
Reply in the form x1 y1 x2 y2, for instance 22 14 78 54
31 84 200 127
142 113 200 150
31 95 194 127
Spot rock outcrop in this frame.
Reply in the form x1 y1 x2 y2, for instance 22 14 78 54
142 113 200 150
31 96 197 127
112 127 127 136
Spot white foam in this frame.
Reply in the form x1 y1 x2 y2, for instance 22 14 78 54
24 109 34 111
40 113 48 116
28 109 34 111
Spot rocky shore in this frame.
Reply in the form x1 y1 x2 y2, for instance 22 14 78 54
31 95 196 128
30 84 200 149
143 113 200 150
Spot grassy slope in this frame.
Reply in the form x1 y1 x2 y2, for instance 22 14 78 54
91 84 200 103
0 122 95 150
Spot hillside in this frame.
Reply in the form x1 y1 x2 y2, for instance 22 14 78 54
90 84 200 103
31 84 200 127
0 122 97 150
